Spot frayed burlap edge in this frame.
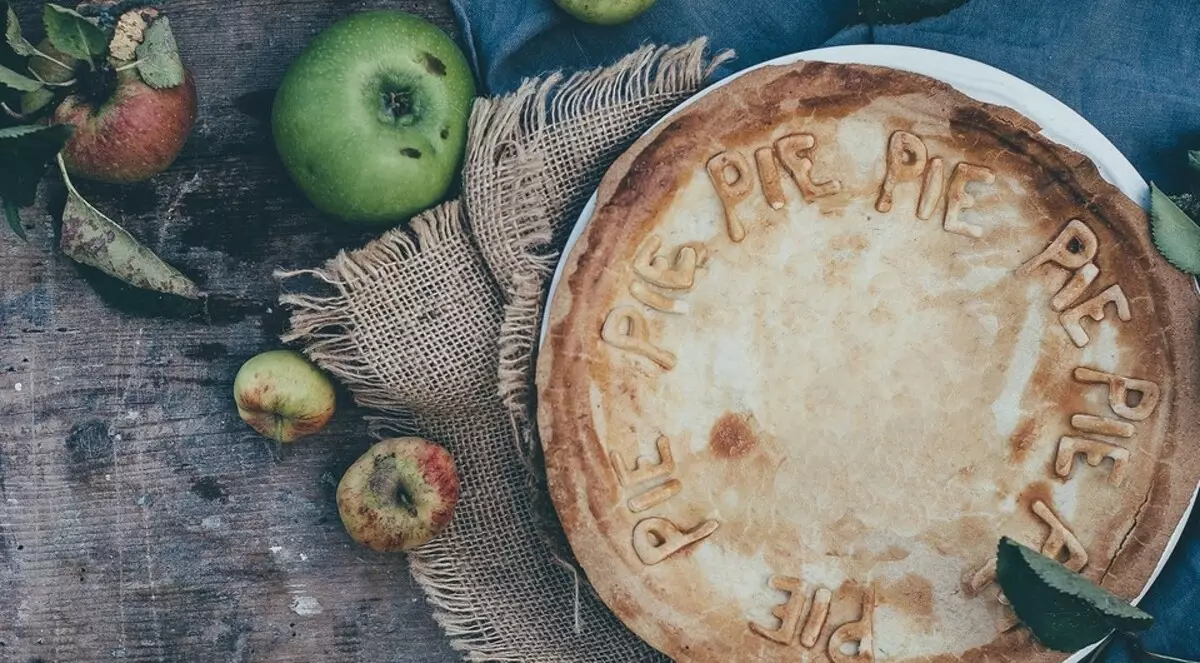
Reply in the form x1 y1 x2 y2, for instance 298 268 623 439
465 38 734 422
275 202 465 424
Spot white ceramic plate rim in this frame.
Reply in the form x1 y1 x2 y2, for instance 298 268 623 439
538 45 1196 660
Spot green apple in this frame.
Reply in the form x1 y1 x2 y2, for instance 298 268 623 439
553 0 658 25
233 350 336 443
272 11 476 225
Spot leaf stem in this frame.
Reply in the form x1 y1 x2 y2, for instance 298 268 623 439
0 102 26 120
1122 634 1200 663
28 68 76 87
113 60 142 72
31 48 74 73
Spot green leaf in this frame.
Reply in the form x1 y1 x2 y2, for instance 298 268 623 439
1149 183 1200 275
3 197 26 240
4 2 37 56
859 0 969 24
0 123 71 207
43 4 107 60
996 537 1153 652
19 85 54 114
0 62 42 91
135 17 184 89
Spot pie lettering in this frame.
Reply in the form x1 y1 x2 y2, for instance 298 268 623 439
600 306 677 369
633 235 705 290
1071 413 1135 438
1051 262 1100 312
1032 500 1089 572
707 151 754 242
876 131 927 213
1018 219 1099 275
775 133 841 202
631 516 720 565
755 147 788 209
627 478 683 513
917 156 946 221
828 587 875 663
609 435 676 487
1059 284 1132 347
630 281 688 314
1055 436 1131 486
1073 367 1161 421
942 163 995 239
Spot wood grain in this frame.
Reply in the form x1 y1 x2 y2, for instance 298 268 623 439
0 1 462 661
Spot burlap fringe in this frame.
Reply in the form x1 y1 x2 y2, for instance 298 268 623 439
275 201 464 426
467 38 734 421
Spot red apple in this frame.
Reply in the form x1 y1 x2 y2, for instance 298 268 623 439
53 67 197 184
337 437 460 552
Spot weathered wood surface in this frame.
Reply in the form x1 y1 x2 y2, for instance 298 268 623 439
0 1 463 661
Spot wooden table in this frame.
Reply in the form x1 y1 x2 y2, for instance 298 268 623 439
0 1 461 660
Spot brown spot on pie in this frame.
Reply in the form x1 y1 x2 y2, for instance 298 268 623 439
880 573 935 619
709 412 756 459
1008 419 1041 462
1018 480 1055 513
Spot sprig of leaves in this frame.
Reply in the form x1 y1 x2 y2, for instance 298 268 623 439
1149 151 1200 275
42 3 106 62
996 537 1152 652
0 123 73 238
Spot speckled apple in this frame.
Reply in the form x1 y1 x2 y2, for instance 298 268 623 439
553 0 658 25
337 437 460 552
272 11 476 225
233 350 336 443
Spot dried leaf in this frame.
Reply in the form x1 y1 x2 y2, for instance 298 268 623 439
108 10 147 62
859 0 969 24
135 16 183 89
4 2 36 56
996 537 1152 652
4 198 25 240
43 4 107 61
1149 183 1200 275
60 182 202 298
0 62 42 91
0 124 72 207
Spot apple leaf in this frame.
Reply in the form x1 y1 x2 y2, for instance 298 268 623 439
1149 183 1200 275
43 4 107 61
135 17 184 89
0 62 42 91
4 2 37 57
19 85 53 114
996 537 1153 652
59 171 202 298
0 124 71 207
4 198 25 240
859 0 969 24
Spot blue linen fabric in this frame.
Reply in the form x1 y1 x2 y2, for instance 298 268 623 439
450 0 1200 658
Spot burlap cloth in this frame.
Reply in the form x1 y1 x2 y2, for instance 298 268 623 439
278 40 734 662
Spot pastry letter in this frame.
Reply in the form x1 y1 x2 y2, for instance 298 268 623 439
707 151 755 242
1059 285 1132 347
600 306 677 369
1073 367 1161 421
943 163 995 238
876 131 927 213
632 516 720 565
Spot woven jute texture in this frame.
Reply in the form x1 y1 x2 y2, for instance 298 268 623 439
279 40 731 662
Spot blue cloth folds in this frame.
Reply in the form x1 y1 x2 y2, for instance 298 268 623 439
450 0 1200 658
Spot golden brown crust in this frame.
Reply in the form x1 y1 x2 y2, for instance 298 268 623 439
537 61 1200 662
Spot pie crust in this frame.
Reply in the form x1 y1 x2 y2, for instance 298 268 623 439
536 61 1200 662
